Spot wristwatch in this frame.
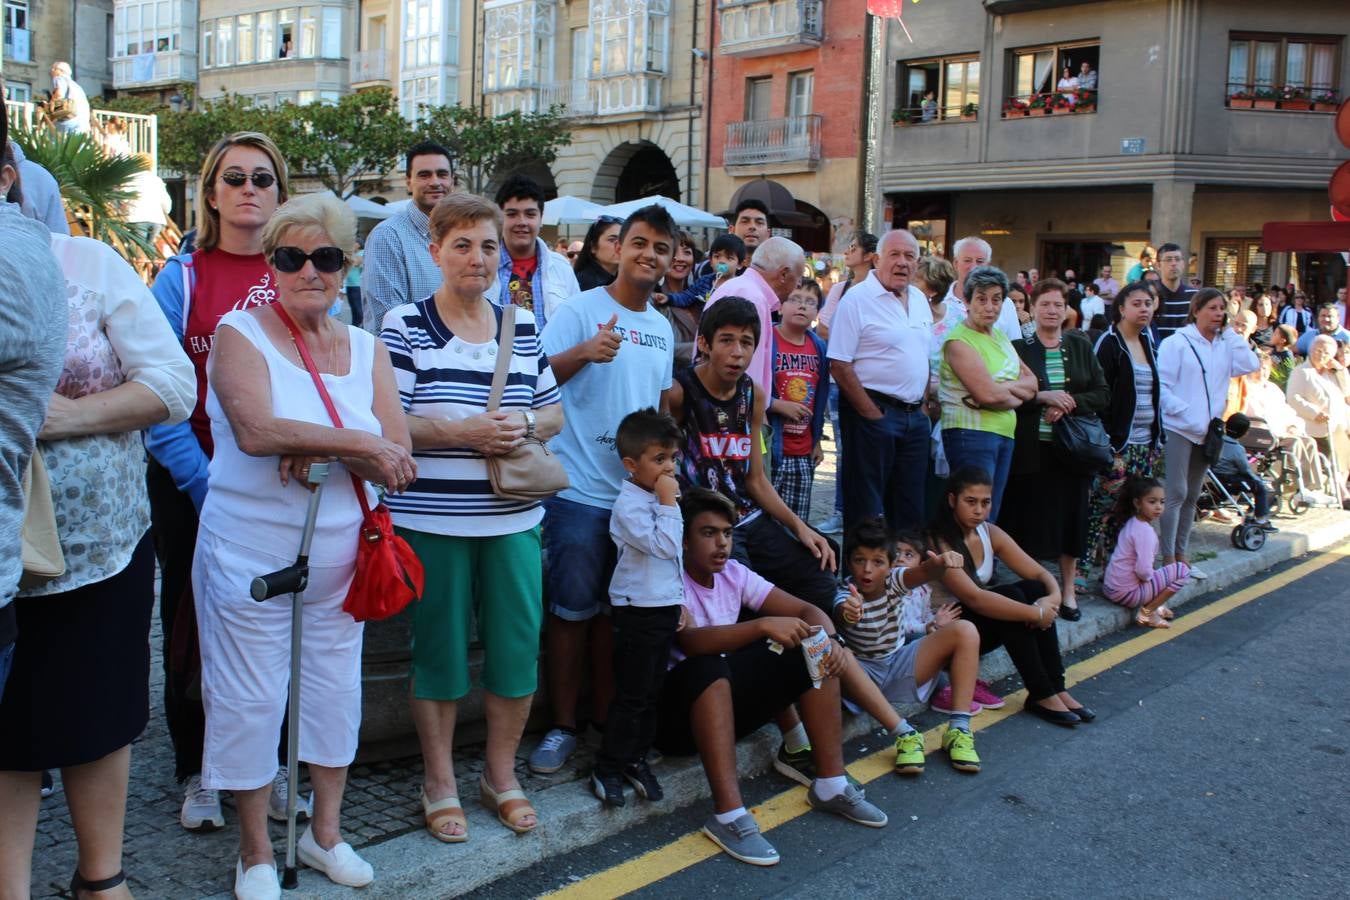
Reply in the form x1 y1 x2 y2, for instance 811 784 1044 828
522 409 537 439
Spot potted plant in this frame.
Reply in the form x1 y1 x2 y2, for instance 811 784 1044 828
1078 89 1097 112
1003 97 1030 118
961 101 978 121
1281 85 1312 111
1313 89 1340 112
892 106 913 125
1052 92 1075 113
1228 89 1254 109
1253 87 1279 110
1030 93 1050 115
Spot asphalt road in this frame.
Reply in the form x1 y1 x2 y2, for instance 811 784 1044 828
473 551 1350 900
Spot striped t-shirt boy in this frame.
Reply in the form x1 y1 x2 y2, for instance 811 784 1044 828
380 296 560 534
832 568 932 660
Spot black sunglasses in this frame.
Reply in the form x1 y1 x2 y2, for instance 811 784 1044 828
220 170 277 189
272 246 346 274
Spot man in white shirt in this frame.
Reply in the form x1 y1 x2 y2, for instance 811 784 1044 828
948 235 1022 341
1093 264 1120 298
827 230 933 531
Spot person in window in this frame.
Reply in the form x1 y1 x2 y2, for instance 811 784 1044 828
1056 67 1079 106
279 38 292 58
920 89 938 123
1078 61 1098 92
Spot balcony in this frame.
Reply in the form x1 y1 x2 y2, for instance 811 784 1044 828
5 101 158 168
724 114 821 171
3 26 32 63
487 79 595 117
718 0 822 58
593 72 663 117
351 49 391 86
112 50 197 90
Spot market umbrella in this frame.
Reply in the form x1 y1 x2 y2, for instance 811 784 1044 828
599 195 728 229
344 194 397 220
543 195 608 226
722 179 814 227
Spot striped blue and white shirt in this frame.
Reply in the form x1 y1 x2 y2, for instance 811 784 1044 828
381 296 561 537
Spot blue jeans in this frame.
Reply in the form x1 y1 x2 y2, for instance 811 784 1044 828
839 397 930 532
542 496 617 622
941 427 1014 523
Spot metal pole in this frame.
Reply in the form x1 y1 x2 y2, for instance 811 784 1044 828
250 462 330 890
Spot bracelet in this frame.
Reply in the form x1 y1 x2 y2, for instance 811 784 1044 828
1035 602 1044 623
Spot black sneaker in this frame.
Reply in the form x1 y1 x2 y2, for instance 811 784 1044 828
1258 520 1279 533
590 770 626 808
622 759 664 802
772 742 816 786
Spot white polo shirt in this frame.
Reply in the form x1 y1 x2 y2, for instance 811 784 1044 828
826 271 933 403
946 283 1024 343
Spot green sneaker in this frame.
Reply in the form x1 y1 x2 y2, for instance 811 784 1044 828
893 730 925 775
942 726 981 773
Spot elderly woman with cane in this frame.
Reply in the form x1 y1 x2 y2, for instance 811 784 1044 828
194 193 414 899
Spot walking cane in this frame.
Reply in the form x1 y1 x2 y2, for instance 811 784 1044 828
250 461 330 890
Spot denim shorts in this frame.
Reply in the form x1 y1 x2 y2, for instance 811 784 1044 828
543 496 617 622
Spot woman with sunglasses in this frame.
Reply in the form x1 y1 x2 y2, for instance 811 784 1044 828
195 193 414 898
572 215 622 291
145 132 301 837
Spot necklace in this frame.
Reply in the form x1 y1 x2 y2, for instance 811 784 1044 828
289 321 339 374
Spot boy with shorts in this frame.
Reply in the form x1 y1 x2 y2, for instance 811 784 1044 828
833 519 984 775
655 490 887 867
592 409 687 806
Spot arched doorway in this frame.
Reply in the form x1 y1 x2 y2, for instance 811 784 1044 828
790 200 832 253
485 160 560 202
594 140 680 204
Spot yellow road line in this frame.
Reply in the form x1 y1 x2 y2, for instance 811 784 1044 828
544 545 1349 900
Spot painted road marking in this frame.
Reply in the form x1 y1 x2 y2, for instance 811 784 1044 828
543 546 1350 900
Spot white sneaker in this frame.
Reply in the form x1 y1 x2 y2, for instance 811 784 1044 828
297 826 374 888
181 775 225 832
267 766 313 822
814 513 844 534
234 858 280 900
1189 567 1209 581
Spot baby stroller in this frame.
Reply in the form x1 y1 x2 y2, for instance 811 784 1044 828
1198 425 1277 551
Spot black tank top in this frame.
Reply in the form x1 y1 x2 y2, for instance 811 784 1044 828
675 367 756 519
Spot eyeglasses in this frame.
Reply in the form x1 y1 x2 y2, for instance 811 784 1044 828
272 246 346 274
220 170 277 189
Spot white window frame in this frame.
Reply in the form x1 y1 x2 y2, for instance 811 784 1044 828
590 0 668 78
483 0 555 92
4 80 31 102
787 69 813 117
400 0 460 119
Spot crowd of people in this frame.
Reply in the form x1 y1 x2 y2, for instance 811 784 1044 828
2 107 1348 897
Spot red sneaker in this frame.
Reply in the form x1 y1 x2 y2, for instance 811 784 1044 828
929 685 983 716
972 680 1005 709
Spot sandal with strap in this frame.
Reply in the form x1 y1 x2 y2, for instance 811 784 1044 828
1135 608 1170 629
421 789 468 843
479 773 538 835
1156 606 1175 620
70 869 126 897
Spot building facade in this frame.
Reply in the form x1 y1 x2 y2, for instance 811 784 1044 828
111 0 196 99
877 0 1347 297
475 0 707 210
195 0 355 104
3 0 114 102
706 0 872 252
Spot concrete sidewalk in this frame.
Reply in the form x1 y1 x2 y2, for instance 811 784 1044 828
28 448 1350 899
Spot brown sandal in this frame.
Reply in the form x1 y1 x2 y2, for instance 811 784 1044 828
422 789 468 843
1135 607 1170 629
479 773 538 835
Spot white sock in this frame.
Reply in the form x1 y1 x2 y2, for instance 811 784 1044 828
782 722 810 753
890 718 916 735
714 806 748 825
813 775 849 800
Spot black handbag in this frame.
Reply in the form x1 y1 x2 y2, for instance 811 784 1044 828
1186 340 1226 463
1051 413 1113 475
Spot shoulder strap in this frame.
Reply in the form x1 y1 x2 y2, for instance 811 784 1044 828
180 253 196 327
487 303 516 412
1184 338 1213 416
271 303 370 512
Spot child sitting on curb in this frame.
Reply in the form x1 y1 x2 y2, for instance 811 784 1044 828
1103 476 1190 628
833 519 984 775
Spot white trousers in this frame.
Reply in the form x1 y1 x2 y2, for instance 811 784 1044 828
193 528 363 791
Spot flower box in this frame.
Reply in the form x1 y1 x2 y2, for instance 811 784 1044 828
1314 101 1339 112
1280 99 1313 111
1228 97 1254 109
1253 98 1278 110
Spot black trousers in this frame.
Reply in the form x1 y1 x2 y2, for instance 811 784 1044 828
961 578 1066 703
731 513 839 615
596 604 683 776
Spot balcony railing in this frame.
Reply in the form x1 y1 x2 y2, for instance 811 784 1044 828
351 49 391 85
5 101 159 168
724 114 821 168
593 72 663 116
487 79 596 117
4 26 32 62
1224 83 1340 112
112 50 196 89
719 0 823 58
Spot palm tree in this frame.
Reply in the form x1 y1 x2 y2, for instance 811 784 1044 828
9 122 155 261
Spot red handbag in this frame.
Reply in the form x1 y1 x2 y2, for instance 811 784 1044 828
273 305 424 622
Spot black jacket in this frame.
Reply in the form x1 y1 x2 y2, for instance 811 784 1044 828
574 259 616 292
1093 325 1164 454
1010 330 1110 475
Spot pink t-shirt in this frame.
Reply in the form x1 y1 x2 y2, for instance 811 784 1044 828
817 280 847 330
705 268 781 392
1104 516 1159 597
673 559 774 665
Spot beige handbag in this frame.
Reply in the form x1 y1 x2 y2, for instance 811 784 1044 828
20 449 65 589
485 304 570 502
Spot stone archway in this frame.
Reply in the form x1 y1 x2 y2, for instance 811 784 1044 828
593 140 680 205
484 159 560 202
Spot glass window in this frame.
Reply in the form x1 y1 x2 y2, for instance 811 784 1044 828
299 7 317 57
237 14 255 64
788 70 813 117
258 11 275 61
903 55 979 120
1006 43 1098 113
321 7 341 58
217 18 233 67
202 19 214 67
279 9 295 57
4 81 32 101
276 90 298 105
571 26 589 82
1227 33 1342 104
745 76 772 120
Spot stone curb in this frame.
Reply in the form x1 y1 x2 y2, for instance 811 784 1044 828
234 512 1350 899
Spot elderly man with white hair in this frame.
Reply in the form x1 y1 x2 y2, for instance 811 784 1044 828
949 236 1022 342
827 229 934 530
48 61 91 135
705 235 806 393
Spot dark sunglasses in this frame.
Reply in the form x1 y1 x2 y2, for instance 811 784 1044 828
272 246 346 273
220 170 277 189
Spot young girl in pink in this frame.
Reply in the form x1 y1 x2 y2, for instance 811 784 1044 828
1103 477 1190 629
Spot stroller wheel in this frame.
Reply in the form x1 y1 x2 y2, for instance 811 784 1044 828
1290 495 1310 516
1231 525 1246 549
1239 523 1267 551
1269 489 1283 515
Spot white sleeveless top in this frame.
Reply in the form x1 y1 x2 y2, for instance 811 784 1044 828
971 523 995 586
199 309 381 567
